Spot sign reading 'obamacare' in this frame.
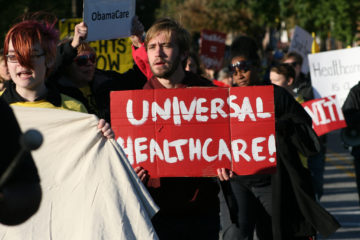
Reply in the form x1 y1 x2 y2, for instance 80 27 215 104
91 10 130 21
84 0 135 41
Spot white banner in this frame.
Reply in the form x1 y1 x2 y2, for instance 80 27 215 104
0 106 158 240
308 47 360 106
84 0 135 41
289 25 313 74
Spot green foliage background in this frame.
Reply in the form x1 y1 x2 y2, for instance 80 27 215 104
0 0 359 48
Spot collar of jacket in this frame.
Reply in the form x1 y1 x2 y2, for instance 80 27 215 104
1 80 62 107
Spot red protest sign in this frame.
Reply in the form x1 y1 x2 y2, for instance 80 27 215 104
301 95 347 136
199 29 226 70
110 86 276 178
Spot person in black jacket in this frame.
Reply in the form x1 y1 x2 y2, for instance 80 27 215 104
342 82 360 205
217 35 340 240
0 98 41 225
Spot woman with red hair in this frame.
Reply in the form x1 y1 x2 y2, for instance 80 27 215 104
1 15 114 138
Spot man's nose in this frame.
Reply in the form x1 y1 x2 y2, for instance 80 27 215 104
154 45 165 57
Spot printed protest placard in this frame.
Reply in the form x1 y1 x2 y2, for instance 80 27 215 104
110 86 276 178
199 29 227 71
83 0 135 41
302 95 347 136
308 47 360 106
59 18 133 73
289 26 313 74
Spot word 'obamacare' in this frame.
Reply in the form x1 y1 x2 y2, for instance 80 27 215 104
126 96 272 126
91 10 129 21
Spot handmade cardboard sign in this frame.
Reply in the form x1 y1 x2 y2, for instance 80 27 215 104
111 86 276 177
83 0 135 41
199 29 227 70
308 47 360 106
302 95 347 136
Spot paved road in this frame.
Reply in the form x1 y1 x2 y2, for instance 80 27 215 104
319 130 360 239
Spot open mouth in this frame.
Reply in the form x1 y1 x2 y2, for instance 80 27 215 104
17 70 32 77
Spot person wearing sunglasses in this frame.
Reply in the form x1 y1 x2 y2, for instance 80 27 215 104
217 36 339 240
282 51 314 102
49 21 147 123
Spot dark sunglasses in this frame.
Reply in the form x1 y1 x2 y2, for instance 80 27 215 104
74 53 96 66
228 61 252 73
284 61 298 68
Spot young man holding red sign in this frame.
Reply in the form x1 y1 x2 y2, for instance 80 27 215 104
137 18 219 240
218 36 339 240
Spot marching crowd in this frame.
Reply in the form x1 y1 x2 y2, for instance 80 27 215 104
4 10 360 240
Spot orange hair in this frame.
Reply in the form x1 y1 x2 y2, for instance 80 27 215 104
4 19 59 71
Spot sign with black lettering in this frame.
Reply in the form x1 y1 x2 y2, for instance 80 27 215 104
289 25 313 74
308 47 360 106
83 0 135 41
59 18 133 73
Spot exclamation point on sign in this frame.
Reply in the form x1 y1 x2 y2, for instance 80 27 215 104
268 134 276 163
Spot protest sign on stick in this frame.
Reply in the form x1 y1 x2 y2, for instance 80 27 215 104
111 86 276 178
301 95 347 136
83 0 135 41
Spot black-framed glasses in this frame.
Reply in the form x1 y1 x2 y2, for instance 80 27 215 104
6 53 45 63
74 53 96 66
228 61 252 73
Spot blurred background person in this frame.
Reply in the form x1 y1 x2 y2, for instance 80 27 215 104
282 51 312 101
283 51 326 201
270 63 296 98
215 67 231 87
0 49 11 93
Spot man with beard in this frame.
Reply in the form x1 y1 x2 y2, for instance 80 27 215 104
142 19 212 89
137 18 219 240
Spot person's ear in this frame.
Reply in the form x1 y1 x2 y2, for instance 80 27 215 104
287 77 294 87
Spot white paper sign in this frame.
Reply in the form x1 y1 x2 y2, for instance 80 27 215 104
308 47 360 106
289 26 313 74
84 0 135 41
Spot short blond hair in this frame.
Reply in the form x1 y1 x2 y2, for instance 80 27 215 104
145 18 191 55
